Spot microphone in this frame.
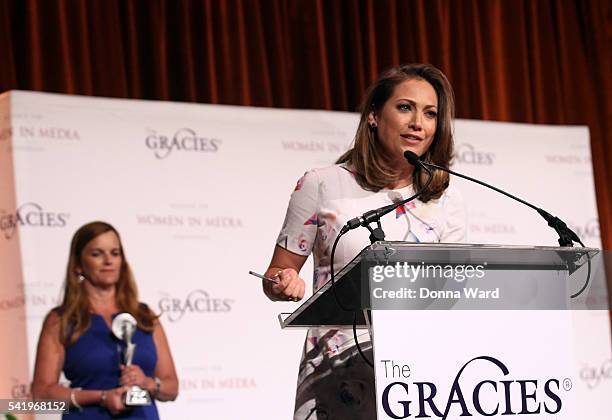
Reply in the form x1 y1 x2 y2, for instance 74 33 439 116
403 150 421 166
329 155 433 315
403 150 583 247
340 155 433 243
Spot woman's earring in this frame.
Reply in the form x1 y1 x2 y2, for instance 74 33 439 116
368 123 377 132
77 274 85 283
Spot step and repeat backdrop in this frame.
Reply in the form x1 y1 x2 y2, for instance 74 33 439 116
0 90 609 419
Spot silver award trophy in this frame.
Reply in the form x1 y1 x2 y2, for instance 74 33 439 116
111 312 152 406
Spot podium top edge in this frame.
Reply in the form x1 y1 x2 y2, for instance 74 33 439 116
368 242 600 253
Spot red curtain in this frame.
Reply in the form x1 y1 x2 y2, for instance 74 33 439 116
0 0 610 248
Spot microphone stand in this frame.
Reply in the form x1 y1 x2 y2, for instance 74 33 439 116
331 156 433 312
331 157 434 369
340 156 433 244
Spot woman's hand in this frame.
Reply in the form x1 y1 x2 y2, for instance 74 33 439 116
120 364 153 390
263 245 308 302
269 268 306 302
102 386 128 415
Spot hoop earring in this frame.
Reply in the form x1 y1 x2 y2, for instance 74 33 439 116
368 123 377 132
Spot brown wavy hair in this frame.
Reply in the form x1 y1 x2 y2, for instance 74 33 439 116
337 63 455 202
57 221 156 346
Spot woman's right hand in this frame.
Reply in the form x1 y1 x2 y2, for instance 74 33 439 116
268 268 306 302
263 245 308 302
102 386 128 415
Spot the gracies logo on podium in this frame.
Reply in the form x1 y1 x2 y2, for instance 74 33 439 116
145 128 221 159
380 356 568 419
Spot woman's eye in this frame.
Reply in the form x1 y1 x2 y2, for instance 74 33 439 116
426 111 438 119
397 104 411 112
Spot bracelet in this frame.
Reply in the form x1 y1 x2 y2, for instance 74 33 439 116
100 390 107 407
70 387 83 411
154 377 161 398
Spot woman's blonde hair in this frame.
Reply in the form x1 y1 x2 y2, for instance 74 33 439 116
337 63 455 202
57 221 156 346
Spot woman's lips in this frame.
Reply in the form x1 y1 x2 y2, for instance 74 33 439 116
401 134 424 143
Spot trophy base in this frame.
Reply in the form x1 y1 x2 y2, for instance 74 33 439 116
125 385 152 406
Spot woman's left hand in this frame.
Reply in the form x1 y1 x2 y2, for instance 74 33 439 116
120 364 153 390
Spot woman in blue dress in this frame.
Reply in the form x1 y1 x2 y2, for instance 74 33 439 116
32 221 179 418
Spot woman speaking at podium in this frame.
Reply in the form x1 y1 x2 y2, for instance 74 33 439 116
32 221 178 418
262 64 466 419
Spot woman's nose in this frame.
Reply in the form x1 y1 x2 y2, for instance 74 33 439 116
408 112 422 130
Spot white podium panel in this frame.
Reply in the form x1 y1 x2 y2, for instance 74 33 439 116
372 310 579 419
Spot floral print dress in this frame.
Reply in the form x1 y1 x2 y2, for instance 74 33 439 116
277 164 466 419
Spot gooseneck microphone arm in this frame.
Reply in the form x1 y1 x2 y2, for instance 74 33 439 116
339 153 433 243
403 151 583 247
329 154 434 343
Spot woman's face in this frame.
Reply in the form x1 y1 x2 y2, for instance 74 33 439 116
78 231 123 287
368 78 438 161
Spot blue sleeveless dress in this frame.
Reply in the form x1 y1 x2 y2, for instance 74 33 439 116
63 313 159 419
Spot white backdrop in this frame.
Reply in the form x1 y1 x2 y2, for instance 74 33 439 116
0 90 608 419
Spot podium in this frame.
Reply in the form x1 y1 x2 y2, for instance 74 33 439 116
280 242 607 419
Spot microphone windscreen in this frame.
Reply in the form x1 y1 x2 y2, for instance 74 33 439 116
403 150 420 166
